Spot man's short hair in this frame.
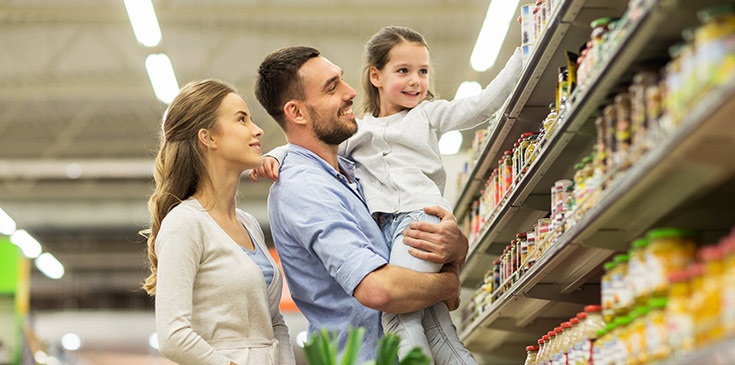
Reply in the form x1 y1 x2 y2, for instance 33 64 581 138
254 46 321 129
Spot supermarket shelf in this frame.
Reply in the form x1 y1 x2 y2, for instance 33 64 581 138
452 0 620 220
459 83 735 353
458 0 722 287
660 337 735 365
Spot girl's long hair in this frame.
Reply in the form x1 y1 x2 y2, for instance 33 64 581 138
361 26 435 117
142 79 235 295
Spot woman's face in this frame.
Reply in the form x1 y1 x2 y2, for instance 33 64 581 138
209 92 264 171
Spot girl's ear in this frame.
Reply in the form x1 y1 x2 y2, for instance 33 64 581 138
283 101 307 126
369 66 382 88
198 128 216 149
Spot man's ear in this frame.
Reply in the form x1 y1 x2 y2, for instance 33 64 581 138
197 128 216 149
369 66 382 88
283 100 307 127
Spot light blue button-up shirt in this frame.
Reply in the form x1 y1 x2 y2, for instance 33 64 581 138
268 144 390 362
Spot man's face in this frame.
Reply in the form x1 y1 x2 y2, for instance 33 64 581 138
298 56 358 145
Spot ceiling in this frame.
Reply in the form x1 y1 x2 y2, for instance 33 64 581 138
0 0 522 354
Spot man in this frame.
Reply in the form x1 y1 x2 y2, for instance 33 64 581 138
254 46 468 361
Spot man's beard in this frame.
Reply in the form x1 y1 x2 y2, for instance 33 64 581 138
308 104 357 145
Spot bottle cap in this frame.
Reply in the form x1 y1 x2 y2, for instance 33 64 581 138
631 238 649 249
585 304 602 312
527 345 540 351
577 312 587 319
647 228 697 240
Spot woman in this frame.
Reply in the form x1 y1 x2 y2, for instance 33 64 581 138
142 79 295 364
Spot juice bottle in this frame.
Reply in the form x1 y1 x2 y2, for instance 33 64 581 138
538 338 546 365
581 305 606 364
559 322 573 364
568 317 580 364
525 345 540 365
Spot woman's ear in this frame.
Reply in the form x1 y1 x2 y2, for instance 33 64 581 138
283 101 307 126
369 66 382 88
197 128 216 149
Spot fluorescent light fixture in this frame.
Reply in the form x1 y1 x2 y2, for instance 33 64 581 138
123 0 162 47
149 333 159 350
0 207 16 235
470 0 521 72
145 53 180 104
36 252 65 280
61 333 81 351
454 81 482 100
439 130 463 155
10 229 42 258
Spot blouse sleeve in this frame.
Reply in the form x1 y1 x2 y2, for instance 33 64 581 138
154 209 233 364
424 48 523 135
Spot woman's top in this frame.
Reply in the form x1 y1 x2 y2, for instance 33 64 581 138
241 236 274 287
155 198 295 364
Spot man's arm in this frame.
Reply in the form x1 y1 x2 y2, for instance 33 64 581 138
353 264 459 314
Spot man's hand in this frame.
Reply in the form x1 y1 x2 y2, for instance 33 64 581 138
402 206 469 266
248 156 280 183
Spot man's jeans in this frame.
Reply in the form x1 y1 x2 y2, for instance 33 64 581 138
377 210 477 365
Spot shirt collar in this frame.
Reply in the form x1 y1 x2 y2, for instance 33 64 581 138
286 143 357 181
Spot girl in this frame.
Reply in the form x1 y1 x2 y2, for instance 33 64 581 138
254 26 521 364
143 79 295 364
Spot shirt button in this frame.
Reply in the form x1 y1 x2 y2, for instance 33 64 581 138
382 151 389 156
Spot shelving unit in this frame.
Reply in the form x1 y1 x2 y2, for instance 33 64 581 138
455 0 735 361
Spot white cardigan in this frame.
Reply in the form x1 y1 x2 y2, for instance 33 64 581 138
155 198 295 365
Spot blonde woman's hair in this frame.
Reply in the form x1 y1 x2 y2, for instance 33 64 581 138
361 26 435 117
142 79 235 295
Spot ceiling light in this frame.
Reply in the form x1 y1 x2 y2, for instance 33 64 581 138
36 252 65 280
61 333 81 351
454 81 482 100
145 53 180 104
34 351 48 364
470 0 521 72
123 0 163 47
439 130 463 155
296 331 308 348
10 230 42 258
0 207 16 235
149 333 159 350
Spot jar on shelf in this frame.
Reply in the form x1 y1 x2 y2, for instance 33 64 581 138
602 261 616 323
523 132 541 168
614 92 633 168
628 238 650 306
611 254 633 316
687 263 706 349
645 228 697 298
602 103 618 171
536 218 552 253
512 141 522 187
666 270 694 357
645 297 670 361
698 245 725 343
628 306 649 365
613 316 632 364
492 167 500 210
502 151 514 197
721 231 735 336
629 71 659 152
592 328 607 365
695 5 735 89
516 233 528 274
536 0 547 34
589 17 615 72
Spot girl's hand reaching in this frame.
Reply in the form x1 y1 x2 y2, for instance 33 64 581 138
248 156 280 182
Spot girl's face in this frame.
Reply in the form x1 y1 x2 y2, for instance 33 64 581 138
370 41 429 117
208 93 264 171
